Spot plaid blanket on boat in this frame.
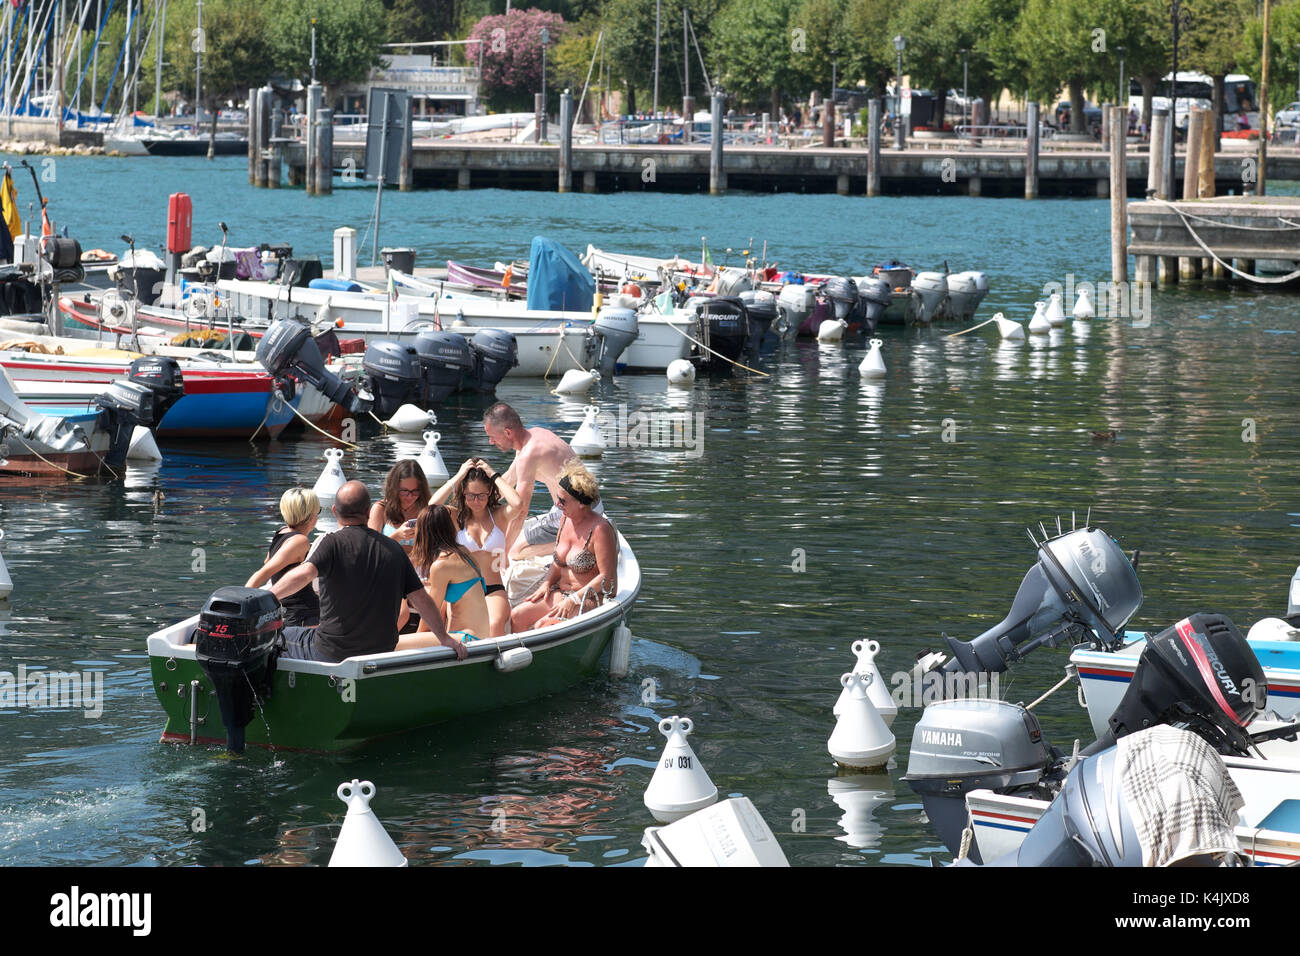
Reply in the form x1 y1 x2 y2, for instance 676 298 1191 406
1117 725 1244 867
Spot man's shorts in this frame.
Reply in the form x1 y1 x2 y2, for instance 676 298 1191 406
521 500 606 547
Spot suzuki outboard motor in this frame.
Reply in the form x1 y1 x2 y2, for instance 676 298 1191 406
465 329 519 392
256 319 368 415
691 296 748 370
192 586 282 754
903 698 1059 860
412 330 474 404
737 290 777 361
585 306 639 377
93 356 185 468
855 276 892 336
361 340 423 418
937 526 1143 685
821 276 859 322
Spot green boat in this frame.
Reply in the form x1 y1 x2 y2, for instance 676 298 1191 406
146 534 641 752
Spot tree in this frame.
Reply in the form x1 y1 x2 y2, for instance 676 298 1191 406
467 8 568 112
265 0 387 89
842 0 905 97
1016 0 1098 131
712 0 801 114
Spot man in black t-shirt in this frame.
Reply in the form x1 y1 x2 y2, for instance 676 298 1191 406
271 481 467 663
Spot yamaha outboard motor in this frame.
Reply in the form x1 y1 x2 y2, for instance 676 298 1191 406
412 330 474 404
821 276 859 323
737 289 777 360
464 329 519 393
936 526 1144 684
691 296 748 370
585 306 639 377
192 586 283 754
856 276 892 336
93 356 185 468
361 341 424 418
256 319 369 415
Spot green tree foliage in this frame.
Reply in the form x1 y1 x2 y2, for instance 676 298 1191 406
265 0 387 88
712 0 800 113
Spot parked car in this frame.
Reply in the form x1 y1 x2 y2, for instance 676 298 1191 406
1274 101 1300 128
1054 100 1103 132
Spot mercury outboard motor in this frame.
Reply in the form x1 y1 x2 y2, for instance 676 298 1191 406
412 330 474 404
361 340 423 418
691 296 748 370
856 276 892 336
464 329 519 393
821 276 859 323
93 356 185 468
585 306 639 377
192 586 283 754
256 319 368 415
737 289 777 361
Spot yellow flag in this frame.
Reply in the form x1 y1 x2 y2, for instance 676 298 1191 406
1 170 19 240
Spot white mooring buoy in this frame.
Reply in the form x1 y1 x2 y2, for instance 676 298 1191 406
858 338 887 379
992 312 1025 341
313 448 347 500
555 368 599 395
1045 292 1067 327
570 405 606 458
817 317 848 343
0 529 11 600
385 404 437 433
328 779 408 867
1072 287 1095 319
1028 301 1051 334
833 639 897 726
416 430 449 483
126 425 163 462
609 620 633 677
666 358 696 387
827 672 896 770
644 716 718 823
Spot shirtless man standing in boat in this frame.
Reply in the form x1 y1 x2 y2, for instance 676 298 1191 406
483 402 604 561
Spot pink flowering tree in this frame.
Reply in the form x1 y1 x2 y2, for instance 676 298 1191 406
468 9 568 112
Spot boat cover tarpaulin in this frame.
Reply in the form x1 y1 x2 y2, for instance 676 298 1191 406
525 237 594 313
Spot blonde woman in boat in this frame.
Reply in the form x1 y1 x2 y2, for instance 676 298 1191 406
397 504 491 650
511 460 618 632
430 457 524 637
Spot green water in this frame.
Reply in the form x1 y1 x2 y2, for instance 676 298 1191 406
0 155 1297 866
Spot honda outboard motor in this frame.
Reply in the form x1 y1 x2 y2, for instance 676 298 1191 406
821 276 859 322
93 356 185 468
464 329 519 393
855 276 891 336
192 586 282 753
256 319 368 415
775 284 814 339
585 306 639 377
691 296 748 370
737 289 777 361
936 526 1143 685
903 698 1060 860
361 340 423 418
412 330 474 404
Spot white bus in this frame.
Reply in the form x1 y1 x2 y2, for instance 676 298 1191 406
1130 72 1258 131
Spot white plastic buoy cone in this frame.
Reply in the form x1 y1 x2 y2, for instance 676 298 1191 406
1028 301 1051 334
992 312 1025 341
609 620 632 677
817 318 848 343
827 672 895 769
328 780 408 867
416 430 449 483
0 529 11 600
666 358 696 387
126 425 163 462
1247 617 1300 642
858 338 887 379
833 639 898 726
1072 287 1095 319
571 404 606 458
385 404 437 433
1045 292 1067 327
556 368 599 395
313 448 347 500
643 716 718 823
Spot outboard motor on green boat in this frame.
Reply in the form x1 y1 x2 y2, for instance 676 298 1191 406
256 319 369 415
93 357 186 469
464 329 519 392
192 587 283 754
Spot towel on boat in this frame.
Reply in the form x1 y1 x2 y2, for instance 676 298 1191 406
1118 725 1244 867
503 554 551 608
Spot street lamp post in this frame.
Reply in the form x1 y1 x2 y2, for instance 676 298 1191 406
1117 45 1126 129
894 34 906 150
960 48 968 135
540 27 550 140
830 48 839 142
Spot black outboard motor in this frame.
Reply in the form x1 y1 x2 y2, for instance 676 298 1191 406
361 341 423 419
585 306 639 377
464 329 519 393
691 296 748 370
936 526 1143 684
42 236 86 286
256 319 369 415
412 330 474 404
192 586 283 754
738 289 778 360
821 276 859 322
857 276 892 336
93 356 185 468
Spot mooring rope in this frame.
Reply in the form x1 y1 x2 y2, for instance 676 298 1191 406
1151 198 1300 284
664 320 770 376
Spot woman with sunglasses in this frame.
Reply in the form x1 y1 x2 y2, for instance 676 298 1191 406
431 457 524 637
368 460 431 549
246 487 321 627
510 460 618 632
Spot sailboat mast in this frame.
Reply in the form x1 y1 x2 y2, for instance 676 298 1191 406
154 0 164 116
194 0 201 121
652 0 659 116
683 8 688 100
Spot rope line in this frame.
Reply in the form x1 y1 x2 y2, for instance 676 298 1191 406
1153 199 1300 284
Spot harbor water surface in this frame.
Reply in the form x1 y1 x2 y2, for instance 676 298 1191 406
1 157 1298 866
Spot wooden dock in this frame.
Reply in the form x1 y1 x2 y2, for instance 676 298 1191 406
1128 195 1300 282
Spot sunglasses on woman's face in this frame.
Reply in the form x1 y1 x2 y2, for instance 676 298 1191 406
465 492 489 502
398 488 421 498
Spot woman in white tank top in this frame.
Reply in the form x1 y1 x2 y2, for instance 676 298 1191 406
432 458 524 636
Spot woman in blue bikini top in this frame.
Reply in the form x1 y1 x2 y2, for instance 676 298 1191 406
396 504 490 650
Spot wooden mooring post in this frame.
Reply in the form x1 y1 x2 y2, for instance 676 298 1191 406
399 94 414 191
1025 101 1039 200
558 89 573 193
710 90 725 195
1110 106 1128 284
247 87 258 185
305 83 321 194
1137 108 1166 284
314 108 333 195
1179 108 1205 280
867 98 881 197
1198 107 1222 277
